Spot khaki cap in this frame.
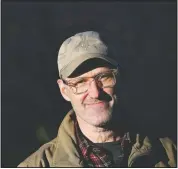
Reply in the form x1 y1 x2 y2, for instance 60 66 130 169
57 31 118 78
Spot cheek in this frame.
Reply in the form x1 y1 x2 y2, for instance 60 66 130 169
70 93 87 106
103 88 117 105
103 88 115 96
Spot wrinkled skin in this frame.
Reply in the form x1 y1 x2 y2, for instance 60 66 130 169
58 67 118 128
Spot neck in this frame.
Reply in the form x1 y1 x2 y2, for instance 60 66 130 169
76 116 123 143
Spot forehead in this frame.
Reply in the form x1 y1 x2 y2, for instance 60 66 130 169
66 67 111 80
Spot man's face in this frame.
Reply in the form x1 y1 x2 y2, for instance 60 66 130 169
59 67 118 127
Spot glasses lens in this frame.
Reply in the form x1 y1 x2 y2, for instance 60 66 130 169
76 84 88 94
72 79 87 94
98 72 115 87
71 70 117 94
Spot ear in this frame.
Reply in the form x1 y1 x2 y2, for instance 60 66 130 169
57 79 71 102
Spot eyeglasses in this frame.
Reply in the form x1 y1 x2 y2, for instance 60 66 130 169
62 69 118 94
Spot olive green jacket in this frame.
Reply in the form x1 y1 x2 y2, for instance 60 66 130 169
18 110 177 167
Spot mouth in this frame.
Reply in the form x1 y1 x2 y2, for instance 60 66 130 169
85 101 106 106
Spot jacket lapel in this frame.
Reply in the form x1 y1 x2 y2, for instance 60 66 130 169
51 110 84 167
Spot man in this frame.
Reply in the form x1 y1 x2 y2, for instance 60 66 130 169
18 31 176 167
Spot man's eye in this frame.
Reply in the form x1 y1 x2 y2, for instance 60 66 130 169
100 74 112 80
75 79 87 86
67 78 86 87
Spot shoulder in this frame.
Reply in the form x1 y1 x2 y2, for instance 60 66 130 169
18 138 57 167
158 137 177 167
128 132 177 167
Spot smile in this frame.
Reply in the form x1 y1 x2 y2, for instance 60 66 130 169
85 102 106 106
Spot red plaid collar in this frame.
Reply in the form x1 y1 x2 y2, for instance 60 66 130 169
75 121 130 167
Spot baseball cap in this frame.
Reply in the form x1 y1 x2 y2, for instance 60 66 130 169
57 31 118 79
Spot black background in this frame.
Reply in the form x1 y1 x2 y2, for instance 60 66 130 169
2 1 177 167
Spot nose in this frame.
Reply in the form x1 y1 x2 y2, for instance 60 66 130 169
88 80 100 98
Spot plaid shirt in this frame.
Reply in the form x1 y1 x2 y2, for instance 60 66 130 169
75 121 130 167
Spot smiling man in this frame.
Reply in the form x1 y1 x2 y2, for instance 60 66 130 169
18 31 177 167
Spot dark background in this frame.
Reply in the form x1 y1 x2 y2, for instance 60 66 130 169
2 1 177 167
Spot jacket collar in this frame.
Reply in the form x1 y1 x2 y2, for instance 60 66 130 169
51 109 153 167
52 109 84 167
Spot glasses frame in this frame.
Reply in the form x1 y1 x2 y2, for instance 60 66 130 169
61 68 119 95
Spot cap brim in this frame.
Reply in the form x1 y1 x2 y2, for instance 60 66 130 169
59 53 118 78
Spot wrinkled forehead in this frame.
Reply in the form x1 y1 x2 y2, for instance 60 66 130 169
68 58 115 78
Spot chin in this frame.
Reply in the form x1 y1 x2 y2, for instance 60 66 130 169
89 113 113 127
74 102 115 126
